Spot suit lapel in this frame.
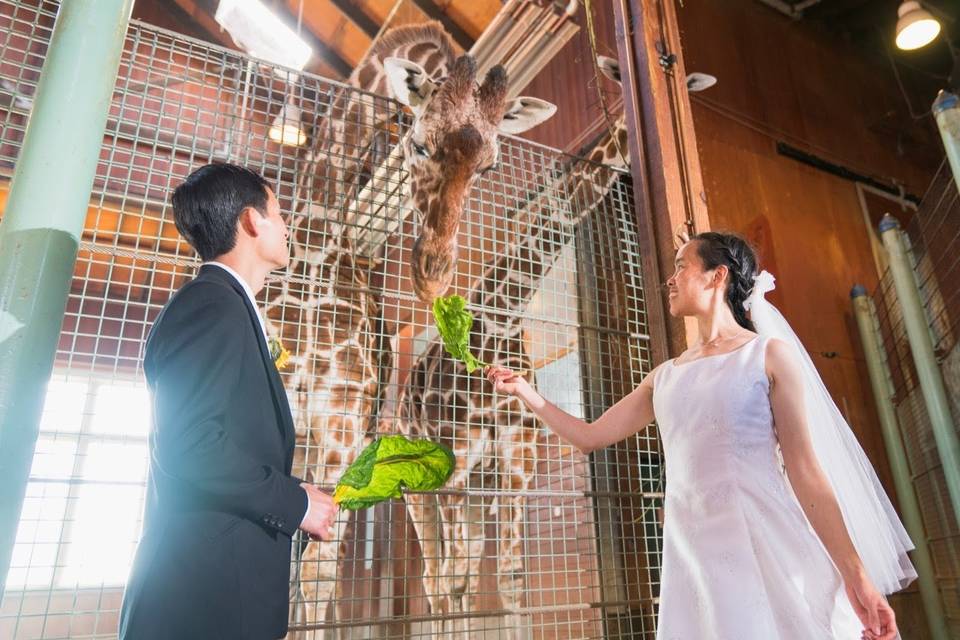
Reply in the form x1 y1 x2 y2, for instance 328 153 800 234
198 266 296 450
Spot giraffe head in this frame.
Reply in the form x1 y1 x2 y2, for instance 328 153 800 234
385 54 556 302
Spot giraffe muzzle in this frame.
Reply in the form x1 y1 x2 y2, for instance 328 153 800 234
411 232 458 303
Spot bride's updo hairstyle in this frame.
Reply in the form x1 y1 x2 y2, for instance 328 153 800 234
691 232 759 332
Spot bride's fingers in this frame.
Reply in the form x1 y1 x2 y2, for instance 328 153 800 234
495 375 518 387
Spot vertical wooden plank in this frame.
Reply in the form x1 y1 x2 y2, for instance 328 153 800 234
612 0 710 360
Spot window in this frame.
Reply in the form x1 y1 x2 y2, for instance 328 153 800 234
7 374 150 591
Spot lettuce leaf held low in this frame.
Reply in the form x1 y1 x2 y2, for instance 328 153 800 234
333 435 456 510
432 295 490 374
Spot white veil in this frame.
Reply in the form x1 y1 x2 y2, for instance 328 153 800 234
745 270 917 595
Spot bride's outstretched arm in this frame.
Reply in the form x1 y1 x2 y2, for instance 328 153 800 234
485 364 660 454
767 338 896 640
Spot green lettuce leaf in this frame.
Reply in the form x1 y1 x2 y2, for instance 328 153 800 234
432 295 489 373
333 435 456 510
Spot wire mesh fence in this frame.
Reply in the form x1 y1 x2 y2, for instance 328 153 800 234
0 1 662 638
870 159 960 634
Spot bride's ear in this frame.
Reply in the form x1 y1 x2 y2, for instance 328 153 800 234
713 264 728 286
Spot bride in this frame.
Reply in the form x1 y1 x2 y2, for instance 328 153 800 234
486 231 915 639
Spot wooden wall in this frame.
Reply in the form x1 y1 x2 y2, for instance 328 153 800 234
516 2 621 154
675 0 943 493
519 0 942 492
516 1 945 633
674 1 942 635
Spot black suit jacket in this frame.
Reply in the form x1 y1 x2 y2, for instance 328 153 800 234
119 265 306 640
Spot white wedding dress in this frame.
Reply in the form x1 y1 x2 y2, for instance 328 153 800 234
651 334 865 639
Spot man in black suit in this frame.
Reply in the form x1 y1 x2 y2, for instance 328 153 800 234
119 164 336 639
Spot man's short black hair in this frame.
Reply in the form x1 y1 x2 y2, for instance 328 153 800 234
172 163 271 261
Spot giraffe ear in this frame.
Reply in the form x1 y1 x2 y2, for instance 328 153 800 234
497 97 557 135
384 57 437 115
597 56 621 84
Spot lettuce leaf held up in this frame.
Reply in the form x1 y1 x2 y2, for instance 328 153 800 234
333 435 456 511
432 295 490 374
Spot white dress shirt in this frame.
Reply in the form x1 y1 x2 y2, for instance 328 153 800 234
203 261 310 527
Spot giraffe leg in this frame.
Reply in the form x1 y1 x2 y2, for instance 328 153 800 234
432 492 484 637
404 492 444 637
497 414 538 640
457 493 489 637
434 498 464 638
290 422 355 638
297 513 351 640
285 425 317 640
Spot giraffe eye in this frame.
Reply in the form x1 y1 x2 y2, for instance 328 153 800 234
412 142 430 158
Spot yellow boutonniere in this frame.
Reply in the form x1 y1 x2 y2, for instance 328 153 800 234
268 336 291 370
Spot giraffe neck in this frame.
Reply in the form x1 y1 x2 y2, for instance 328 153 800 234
468 120 630 320
347 21 456 96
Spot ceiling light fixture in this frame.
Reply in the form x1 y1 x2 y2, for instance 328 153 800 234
215 0 312 72
268 101 306 147
895 1 941 51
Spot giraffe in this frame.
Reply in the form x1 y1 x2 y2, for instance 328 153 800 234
384 55 631 638
255 22 556 637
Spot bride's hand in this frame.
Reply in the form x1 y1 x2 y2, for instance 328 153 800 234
845 573 897 640
485 365 530 397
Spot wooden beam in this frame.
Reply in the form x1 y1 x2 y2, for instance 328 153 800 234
408 0 474 51
612 0 711 361
298 27 353 78
328 0 380 40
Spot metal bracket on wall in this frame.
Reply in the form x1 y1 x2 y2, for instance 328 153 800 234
656 41 677 73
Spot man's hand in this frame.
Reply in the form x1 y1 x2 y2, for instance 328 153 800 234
299 483 337 541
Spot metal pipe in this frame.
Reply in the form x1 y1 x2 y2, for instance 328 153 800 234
754 0 802 18
753 0 823 18
468 0 517 64
879 214 960 531
932 90 960 194
851 286 950 640
508 22 579 97
0 0 134 596
793 0 824 11
488 3 538 75
501 9 552 78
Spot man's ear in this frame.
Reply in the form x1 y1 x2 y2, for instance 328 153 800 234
238 207 265 237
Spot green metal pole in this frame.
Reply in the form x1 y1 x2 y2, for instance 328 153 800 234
878 214 960 532
0 0 133 596
932 90 960 193
851 286 949 640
